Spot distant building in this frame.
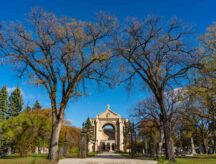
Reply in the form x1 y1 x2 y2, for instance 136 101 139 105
88 105 128 152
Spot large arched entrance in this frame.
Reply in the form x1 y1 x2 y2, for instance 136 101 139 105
102 124 116 152
103 124 115 140
87 105 128 152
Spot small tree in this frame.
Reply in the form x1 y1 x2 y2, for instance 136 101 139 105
33 100 42 110
0 109 52 157
24 105 32 112
59 125 81 156
82 117 94 145
8 87 23 117
0 86 8 121
0 86 8 155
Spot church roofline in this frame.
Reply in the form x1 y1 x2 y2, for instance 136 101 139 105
96 105 121 118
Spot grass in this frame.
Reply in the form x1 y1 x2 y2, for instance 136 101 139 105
2 152 215 164
63 152 79 158
0 154 56 164
118 152 216 164
158 154 216 164
87 152 98 157
118 152 130 158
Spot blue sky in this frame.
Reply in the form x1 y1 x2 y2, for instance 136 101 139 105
0 0 215 127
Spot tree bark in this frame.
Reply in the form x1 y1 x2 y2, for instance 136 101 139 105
156 92 175 161
213 138 216 153
201 133 208 154
163 120 175 161
48 116 63 161
191 137 196 155
158 127 164 156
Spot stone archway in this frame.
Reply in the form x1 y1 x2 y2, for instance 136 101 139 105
102 124 115 140
87 105 128 152
101 123 116 152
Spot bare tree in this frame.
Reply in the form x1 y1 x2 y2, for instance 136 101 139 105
0 9 117 161
131 97 161 125
114 16 201 161
131 90 185 157
131 97 162 157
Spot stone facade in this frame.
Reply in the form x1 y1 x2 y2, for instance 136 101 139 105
88 105 128 152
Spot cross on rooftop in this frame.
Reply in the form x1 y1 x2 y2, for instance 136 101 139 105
107 104 111 110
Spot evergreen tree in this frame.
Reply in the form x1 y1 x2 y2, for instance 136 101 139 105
8 87 23 117
32 100 42 110
24 105 32 112
82 117 94 143
0 86 8 120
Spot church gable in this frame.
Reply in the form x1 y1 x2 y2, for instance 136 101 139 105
97 105 120 119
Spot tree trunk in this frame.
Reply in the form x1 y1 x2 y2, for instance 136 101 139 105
48 117 62 161
145 140 148 154
213 138 216 153
201 133 207 154
191 137 196 155
6 147 11 156
163 120 175 161
158 127 164 155
156 93 175 161
203 139 208 154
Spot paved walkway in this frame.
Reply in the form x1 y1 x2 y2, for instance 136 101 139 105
59 152 157 164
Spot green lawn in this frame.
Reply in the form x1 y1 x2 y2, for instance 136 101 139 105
118 152 130 158
0 154 56 164
158 154 216 164
87 152 98 157
62 152 79 158
2 153 216 164
118 152 216 164
158 158 216 164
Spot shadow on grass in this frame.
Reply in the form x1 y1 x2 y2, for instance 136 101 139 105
87 152 99 157
1 154 20 159
177 154 216 159
63 153 79 158
1 153 47 159
0 154 57 164
157 154 216 164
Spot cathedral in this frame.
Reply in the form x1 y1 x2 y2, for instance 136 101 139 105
88 105 128 152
